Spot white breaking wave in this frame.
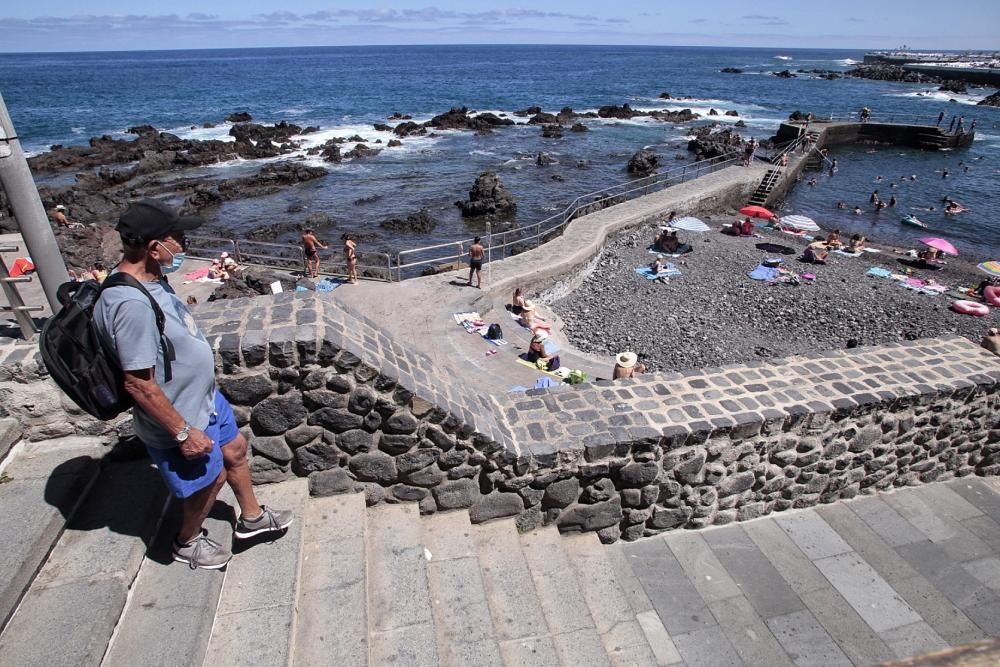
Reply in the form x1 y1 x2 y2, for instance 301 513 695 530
834 58 860 66
888 89 989 106
774 55 792 61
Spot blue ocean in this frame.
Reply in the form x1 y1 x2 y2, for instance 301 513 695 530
1 45 998 257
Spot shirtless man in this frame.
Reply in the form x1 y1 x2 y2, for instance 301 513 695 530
467 236 485 288
342 233 357 284
52 205 70 227
301 228 327 279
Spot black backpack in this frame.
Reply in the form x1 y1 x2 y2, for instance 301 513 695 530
486 323 503 340
39 273 173 420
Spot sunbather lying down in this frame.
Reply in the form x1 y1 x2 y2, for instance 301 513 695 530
801 244 828 264
654 229 693 254
722 218 754 237
518 300 551 332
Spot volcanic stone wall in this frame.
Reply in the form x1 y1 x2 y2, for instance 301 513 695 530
197 292 1000 542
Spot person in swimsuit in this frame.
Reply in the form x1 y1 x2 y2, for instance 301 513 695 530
467 236 485 288
301 228 327 279
613 351 646 380
341 233 357 283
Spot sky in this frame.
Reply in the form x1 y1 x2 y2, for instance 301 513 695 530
1 1 997 53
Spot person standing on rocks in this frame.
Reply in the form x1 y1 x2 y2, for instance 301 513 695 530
342 233 358 284
94 199 292 570
301 228 327 279
466 236 485 288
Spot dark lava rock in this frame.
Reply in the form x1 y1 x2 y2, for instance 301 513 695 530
721 67 743 73
455 171 517 217
659 91 671 99
687 126 744 159
627 149 658 176
250 393 307 436
127 125 157 136
393 121 426 137
774 69 797 78
725 110 739 117
308 468 354 496
528 112 559 125
373 123 393 132
541 125 563 138
469 492 523 523
344 143 382 159
388 111 413 120
570 123 589 133
380 208 438 233
536 152 556 166
226 111 253 122
708 108 719 116
648 109 698 122
514 105 542 116
977 91 1000 107
598 104 646 119
387 139 403 147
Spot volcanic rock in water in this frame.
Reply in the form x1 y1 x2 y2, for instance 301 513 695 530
773 69 796 78
847 63 967 92
514 105 542 117
721 67 743 73
387 139 403 147
380 208 438 233
648 109 698 122
734 120 747 128
388 112 412 120
455 172 517 217
373 123 393 132
536 152 556 166
393 121 426 137
556 107 580 124
344 143 382 159
688 126 744 159
977 91 1000 107
225 111 253 123
598 104 646 119
183 162 328 212
708 108 719 116
127 125 158 136
627 149 658 176
312 139 342 163
571 123 589 132
540 125 564 138
528 112 558 125
725 110 739 116
428 107 473 130
659 92 671 99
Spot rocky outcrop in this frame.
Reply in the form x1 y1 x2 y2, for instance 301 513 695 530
426 107 514 132
847 64 968 92
528 112 558 125
182 163 328 212
380 209 437 233
392 121 426 137
344 144 382 159
721 67 743 73
687 126 744 159
225 111 253 123
388 112 412 120
540 125 563 138
649 109 698 122
571 123 589 133
209 267 298 301
627 149 658 176
773 69 796 78
598 104 643 119
455 171 517 217
977 90 1000 107
536 152 556 166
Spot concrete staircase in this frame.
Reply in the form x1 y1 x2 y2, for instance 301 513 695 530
748 168 783 207
0 474 672 666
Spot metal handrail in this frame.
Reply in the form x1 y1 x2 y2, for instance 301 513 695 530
817 112 942 126
394 152 742 280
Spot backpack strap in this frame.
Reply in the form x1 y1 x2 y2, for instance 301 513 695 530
100 273 174 383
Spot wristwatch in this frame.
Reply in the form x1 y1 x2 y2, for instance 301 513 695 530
175 423 191 443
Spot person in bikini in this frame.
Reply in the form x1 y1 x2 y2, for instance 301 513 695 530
342 233 357 283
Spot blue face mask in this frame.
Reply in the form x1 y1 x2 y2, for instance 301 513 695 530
157 241 186 274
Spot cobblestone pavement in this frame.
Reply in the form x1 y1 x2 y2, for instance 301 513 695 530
620 475 1000 666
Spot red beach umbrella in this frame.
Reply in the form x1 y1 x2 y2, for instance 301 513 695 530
919 237 959 256
739 205 775 220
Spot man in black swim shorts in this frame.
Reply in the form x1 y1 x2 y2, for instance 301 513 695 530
467 236 485 288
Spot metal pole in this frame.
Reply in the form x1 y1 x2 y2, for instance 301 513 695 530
0 92 69 311
486 221 492 285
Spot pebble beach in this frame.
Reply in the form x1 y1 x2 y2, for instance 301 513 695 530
552 211 995 372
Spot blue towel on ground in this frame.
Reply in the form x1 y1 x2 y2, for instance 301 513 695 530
635 264 682 280
748 265 780 281
315 279 340 292
534 378 559 389
867 267 892 278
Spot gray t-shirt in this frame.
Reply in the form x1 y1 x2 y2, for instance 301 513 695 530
94 276 215 449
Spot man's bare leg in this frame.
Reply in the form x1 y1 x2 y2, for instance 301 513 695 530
476 268 482 288
178 469 227 543
222 433 263 519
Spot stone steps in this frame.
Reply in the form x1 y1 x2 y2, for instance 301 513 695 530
0 436 106 630
102 487 238 666
0 459 166 666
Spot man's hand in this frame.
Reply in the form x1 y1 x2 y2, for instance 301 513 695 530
180 428 214 460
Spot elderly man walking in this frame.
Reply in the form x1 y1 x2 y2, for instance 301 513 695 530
95 199 292 569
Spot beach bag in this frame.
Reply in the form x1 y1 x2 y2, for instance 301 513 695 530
547 356 561 371
567 369 587 385
486 323 503 340
39 273 173 420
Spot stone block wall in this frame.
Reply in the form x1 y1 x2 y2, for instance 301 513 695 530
197 292 1000 542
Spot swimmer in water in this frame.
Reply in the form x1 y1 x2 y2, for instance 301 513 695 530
875 176 883 182
853 206 863 215
836 201 846 209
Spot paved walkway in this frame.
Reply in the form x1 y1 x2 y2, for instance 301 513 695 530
331 164 766 392
620 475 1000 665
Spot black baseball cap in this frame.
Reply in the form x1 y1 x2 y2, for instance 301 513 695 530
116 199 205 244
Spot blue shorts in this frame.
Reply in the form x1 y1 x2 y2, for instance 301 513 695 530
146 391 241 499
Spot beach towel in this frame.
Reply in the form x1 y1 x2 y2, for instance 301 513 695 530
534 378 559 389
295 285 309 292
748 264 780 281
454 311 508 345
515 357 568 380
867 267 893 278
801 273 816 281
862 248 881 253
635 264 681 280
315 279 340 293
183 267 210 280
834 250 862 258
647 247 685 258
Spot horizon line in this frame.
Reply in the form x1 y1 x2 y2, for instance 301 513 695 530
1 42 988 56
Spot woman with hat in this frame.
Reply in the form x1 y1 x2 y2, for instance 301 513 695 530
519 300 551 333
526 331 560 371
613 351 646 380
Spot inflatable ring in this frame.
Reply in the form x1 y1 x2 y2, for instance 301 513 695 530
951 300 990 317
985 286 1000 308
